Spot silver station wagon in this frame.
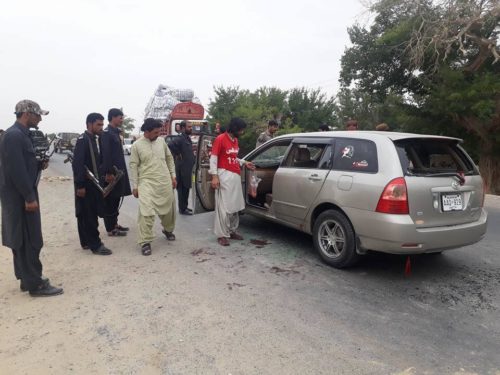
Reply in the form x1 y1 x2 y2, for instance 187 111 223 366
194 132 488 268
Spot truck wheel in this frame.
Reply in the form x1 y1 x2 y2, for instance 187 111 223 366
312 209 360 268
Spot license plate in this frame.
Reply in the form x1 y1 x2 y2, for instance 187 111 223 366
442 193 463 212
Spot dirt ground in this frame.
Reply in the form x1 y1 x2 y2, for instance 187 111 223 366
1 173 367 375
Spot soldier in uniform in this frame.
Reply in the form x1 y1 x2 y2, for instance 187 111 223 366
72 113 112 255
168 121 195 215
256 120 279 148
100 108 131 237
0 100 63 297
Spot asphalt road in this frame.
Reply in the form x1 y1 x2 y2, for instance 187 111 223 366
47 152 500 374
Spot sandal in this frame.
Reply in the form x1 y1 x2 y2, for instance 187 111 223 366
230 232 244 240
217 237 230 246
141 243 152 256
162 230 176 241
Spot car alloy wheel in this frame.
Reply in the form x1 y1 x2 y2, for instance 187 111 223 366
318 220 346 259
312 209 360 268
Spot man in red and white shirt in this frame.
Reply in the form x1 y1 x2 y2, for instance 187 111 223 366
209 118 255 246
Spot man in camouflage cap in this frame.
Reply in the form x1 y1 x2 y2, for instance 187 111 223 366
14 99 50 117
0 100 63 297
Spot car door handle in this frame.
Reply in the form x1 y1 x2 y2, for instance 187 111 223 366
308 174 322 181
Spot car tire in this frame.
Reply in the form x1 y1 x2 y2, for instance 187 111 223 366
312 209 360 268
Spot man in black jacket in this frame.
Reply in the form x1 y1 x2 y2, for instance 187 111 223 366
100 108 132 236
168 121 195 215
72 113 112 255
0 100 63 297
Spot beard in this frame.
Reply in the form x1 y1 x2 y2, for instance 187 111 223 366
184 130 192 136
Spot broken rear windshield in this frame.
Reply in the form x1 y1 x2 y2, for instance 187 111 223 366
394 138 477 176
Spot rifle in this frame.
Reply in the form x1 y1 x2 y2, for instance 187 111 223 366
64 152 124 198
32 130 57 186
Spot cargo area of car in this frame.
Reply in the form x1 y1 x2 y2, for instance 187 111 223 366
394 137 484 228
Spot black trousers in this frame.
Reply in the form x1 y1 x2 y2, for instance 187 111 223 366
12 244 43 291
76 190 102 251
176 182 190 212
103 196 120 232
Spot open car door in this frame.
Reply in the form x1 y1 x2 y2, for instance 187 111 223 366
192 134 216 214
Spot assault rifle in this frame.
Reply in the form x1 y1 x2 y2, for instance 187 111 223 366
64 152 124 198
31 130 57 186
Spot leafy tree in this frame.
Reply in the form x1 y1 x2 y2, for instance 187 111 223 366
122 114 136 138
208 86 336 154
340 0 500 193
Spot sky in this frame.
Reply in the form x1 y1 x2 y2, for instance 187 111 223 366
0 0 367 134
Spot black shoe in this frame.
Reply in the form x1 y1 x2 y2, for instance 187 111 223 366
108 229 127 237
180 209 193 215
162 230 176 241
29 282 64 297
91 244 113 255
20 277 49 292
141 243 152 256
115 224 129 232
82 245 90 250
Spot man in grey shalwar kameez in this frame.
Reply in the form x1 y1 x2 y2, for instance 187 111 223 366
0 100 63 297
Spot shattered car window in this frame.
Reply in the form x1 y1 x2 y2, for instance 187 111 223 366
394 139 476 176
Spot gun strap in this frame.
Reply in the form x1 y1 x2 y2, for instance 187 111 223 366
87 135 99 179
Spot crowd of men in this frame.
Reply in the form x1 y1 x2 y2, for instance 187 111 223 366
0 98 392 297
0 100 256 297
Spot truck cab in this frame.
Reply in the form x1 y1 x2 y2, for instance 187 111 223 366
162 102 211 154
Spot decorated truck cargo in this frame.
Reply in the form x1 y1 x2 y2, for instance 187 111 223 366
144 85 211 143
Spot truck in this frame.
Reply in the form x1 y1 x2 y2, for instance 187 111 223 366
160 102 211 152
144 85 212 152
55 132 79 153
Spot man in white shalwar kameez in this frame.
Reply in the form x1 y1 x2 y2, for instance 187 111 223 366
130 118 177 255
209 118 255 246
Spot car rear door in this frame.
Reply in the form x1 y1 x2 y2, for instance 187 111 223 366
395 138 484 227
272 138 334 226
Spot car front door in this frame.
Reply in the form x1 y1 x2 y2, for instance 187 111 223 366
193 134 216 213
272 138 334 226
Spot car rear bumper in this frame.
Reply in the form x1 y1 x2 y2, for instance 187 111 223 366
345 208 488 254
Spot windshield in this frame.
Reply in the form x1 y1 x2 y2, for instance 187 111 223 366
394 138 477 176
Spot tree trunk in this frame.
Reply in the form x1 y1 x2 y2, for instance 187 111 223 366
478 140 500 195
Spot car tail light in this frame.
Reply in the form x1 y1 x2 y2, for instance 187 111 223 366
376 177 409 214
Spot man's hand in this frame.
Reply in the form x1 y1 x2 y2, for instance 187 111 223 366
211 175 220 190
105 174 116 183
133 189 139 198
25 200 39 212
41 161 49 170
171 177 177 189
245 161 256 170
76 188 86 198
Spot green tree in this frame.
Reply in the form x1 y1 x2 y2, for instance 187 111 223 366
340 0 500 192
208 85 336 154
122 114 136 138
